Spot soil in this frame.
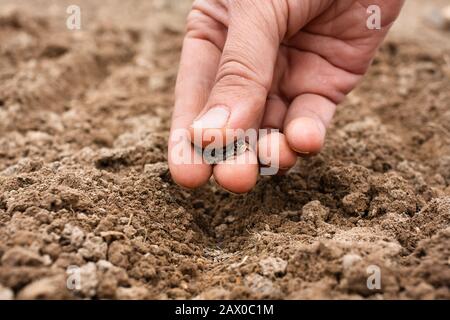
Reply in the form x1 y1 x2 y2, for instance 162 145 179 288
0 0 449 300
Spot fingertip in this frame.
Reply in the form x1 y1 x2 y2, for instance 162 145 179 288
285 117 326 155
168 137 213 189
213 150 259 194
258 131 297 171
169 163 212 189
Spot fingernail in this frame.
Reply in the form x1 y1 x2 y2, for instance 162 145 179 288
294 150 311 155
192 106 230 129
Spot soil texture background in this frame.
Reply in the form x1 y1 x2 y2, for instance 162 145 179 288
0 0 449 299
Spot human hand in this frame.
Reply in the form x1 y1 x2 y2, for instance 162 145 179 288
168 0 404 193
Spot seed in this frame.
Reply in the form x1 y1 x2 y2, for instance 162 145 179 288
194 139 249 164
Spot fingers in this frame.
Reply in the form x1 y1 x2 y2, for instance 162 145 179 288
213 148 259 194
189 1 284 147
258 93 336 175
259 95 297 174
169 132 213 189
189 2 287 192
168 10 225 188
284 94 336 155
258 130 297 175
261 94 287 130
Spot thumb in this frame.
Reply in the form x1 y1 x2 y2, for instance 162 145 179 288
190 1 284 147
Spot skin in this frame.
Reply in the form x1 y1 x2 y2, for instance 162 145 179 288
168 0 405 193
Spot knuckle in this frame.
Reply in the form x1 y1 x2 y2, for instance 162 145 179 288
217 53 271 91
185 2 227 50
186 9 215 34
230 0 288 40
214 73 268 101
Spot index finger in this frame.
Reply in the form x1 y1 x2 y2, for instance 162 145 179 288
168 10 224 188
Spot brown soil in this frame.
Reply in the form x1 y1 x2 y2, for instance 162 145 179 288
0 0 449 300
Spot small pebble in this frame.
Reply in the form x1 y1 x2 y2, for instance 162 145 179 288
259 257 288 277
0 285 14 300
342 253 363 270
426 6 450 30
